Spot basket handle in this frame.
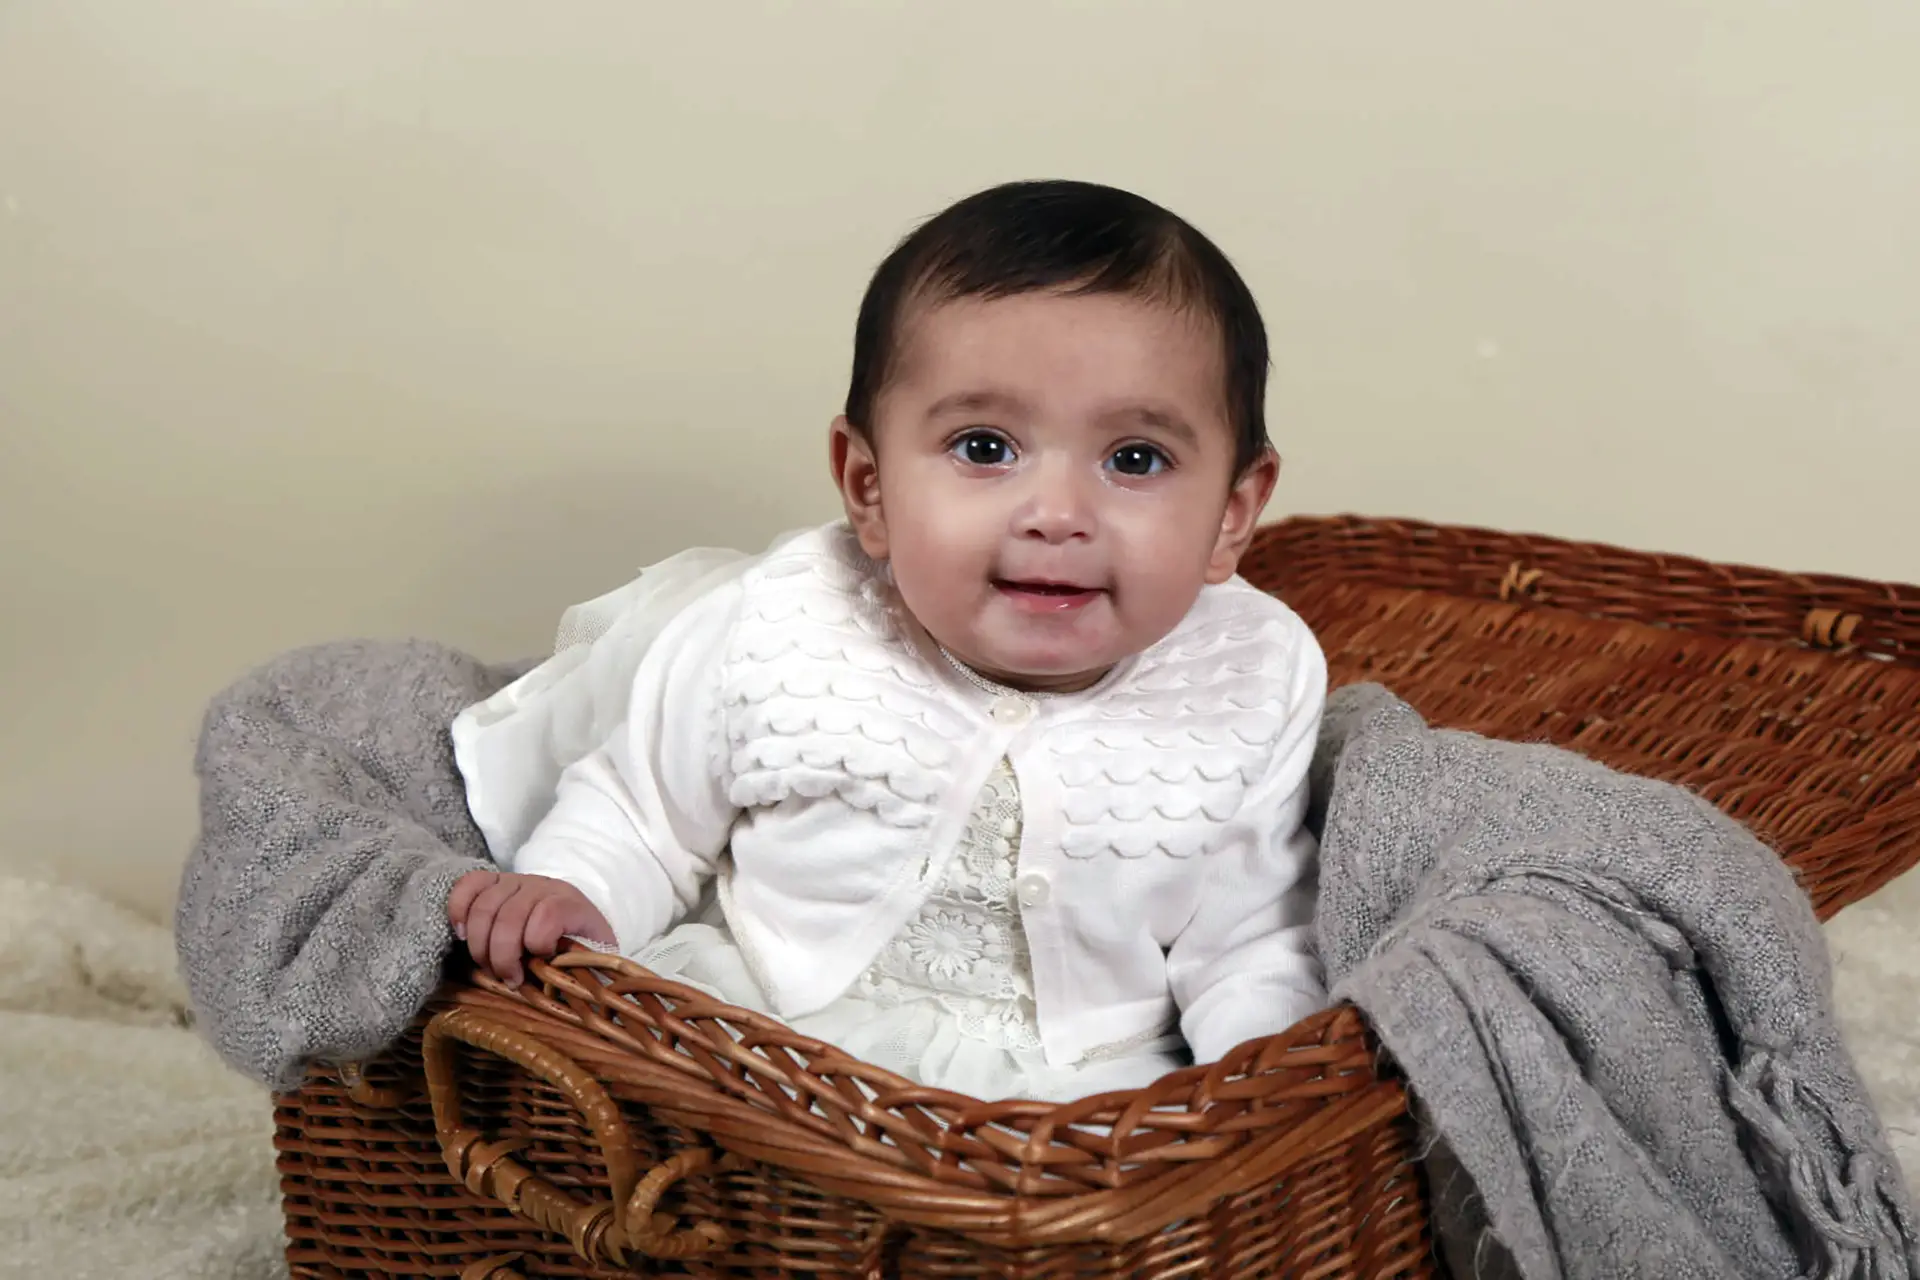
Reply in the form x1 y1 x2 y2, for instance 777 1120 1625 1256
421 1007 731 1265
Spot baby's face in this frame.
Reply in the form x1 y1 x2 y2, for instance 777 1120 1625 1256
836 290 1273 692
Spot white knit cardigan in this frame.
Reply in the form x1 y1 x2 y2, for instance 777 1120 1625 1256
497 523 1330 1068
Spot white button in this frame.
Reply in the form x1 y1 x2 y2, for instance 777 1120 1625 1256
1015 872 1051 908
991 696 1032 725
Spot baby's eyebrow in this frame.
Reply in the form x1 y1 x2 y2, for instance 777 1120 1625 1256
1107 405 1199 448
925 389 1029 419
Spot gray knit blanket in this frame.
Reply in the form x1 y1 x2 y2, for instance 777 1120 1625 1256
176 640 1918 1277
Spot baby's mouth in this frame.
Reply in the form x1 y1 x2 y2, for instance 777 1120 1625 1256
992 578 1106 611
999 579 1091 593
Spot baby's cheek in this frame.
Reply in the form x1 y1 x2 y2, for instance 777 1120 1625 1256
1119 567 1208 642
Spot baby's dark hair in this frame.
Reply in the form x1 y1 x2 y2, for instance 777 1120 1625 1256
843 179 1273 475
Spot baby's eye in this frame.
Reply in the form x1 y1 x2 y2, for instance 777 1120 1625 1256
951 430 1015 467
1107 444 1170 477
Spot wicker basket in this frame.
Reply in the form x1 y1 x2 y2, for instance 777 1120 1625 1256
274 515 1920 1279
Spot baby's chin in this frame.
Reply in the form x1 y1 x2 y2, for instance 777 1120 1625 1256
915 602 1145 692
958 640 1126 694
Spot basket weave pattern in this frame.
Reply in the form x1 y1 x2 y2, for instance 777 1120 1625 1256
274 516 1920 1279
1246 516 1920 916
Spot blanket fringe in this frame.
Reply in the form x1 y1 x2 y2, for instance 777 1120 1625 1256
1729 1050 1920 1280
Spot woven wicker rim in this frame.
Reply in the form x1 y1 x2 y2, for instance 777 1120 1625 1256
425 949 1408 1248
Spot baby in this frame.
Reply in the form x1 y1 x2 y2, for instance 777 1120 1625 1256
447 179 1329 1102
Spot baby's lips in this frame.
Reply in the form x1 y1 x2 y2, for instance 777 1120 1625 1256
995 578 1105 594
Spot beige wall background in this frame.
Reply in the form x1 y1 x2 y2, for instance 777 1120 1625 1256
3 1 1918 921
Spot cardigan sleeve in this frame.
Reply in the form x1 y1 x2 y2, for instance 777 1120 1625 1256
512 579 743 952
1165 617 1330 1063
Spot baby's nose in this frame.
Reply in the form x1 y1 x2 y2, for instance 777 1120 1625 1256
1015 468 1097 543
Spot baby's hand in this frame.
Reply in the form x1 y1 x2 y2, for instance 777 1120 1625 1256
446 870 615 987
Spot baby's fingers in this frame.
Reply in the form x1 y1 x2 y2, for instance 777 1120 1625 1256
522 897 571 960
447 869 499 937
460 877 519 974
487 886 540 988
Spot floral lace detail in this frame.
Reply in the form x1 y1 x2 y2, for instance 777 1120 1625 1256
853 759 1043 1052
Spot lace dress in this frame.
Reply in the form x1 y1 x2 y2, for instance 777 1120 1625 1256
631 758 1186 1103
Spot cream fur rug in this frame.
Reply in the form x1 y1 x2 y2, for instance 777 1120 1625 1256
1 869 1914 1280
0 878 285 1280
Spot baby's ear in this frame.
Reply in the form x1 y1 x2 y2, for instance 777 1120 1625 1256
1205 449 1279 584
828 416 890 561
